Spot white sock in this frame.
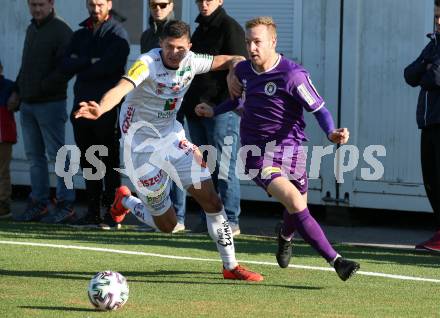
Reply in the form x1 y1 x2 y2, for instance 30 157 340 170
122 196 158 230
205 209 238 270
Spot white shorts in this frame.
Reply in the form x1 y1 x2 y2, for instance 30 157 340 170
125 129 211 216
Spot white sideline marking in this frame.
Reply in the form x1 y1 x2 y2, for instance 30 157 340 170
1 240 439 284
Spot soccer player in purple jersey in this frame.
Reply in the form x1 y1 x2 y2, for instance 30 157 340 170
196 16 360 281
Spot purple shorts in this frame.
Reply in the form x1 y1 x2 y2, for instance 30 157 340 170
240 144 308 194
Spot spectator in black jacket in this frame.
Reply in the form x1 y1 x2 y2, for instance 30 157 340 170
140 1 175 55
137 0 186 234
9 0 75 224
61 0 130 228
180 0 246 236
404 0 440 252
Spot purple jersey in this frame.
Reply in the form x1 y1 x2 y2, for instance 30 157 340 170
232 55 325 148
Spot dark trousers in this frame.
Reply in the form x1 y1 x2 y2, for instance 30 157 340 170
421 126 440 229
71 107 121 216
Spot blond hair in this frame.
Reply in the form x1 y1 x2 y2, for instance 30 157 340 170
245 16 277 36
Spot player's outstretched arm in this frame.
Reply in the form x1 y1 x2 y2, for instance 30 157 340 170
74 78 134 120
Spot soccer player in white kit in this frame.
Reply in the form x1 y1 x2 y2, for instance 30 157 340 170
75 20 263 281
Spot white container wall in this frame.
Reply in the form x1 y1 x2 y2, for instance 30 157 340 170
0 0 434 213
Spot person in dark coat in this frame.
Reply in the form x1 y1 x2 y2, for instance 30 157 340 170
60 0 130 228
180 0 246 236
9 0 74 223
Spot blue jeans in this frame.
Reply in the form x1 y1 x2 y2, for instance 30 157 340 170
187 112 241 224
20 101 75 204
170 182 186 223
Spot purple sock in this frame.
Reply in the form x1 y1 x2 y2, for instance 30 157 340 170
292 208 338 262
281 209 296 239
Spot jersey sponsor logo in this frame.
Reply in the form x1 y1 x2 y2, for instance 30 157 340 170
121 106 135 133
164 98 177 111
194 53 213 61
146 184 167 210
137 170 164 188
177 66 191 76
182 76 192 87
264 82 277 96
171 84 180 93
127 60 148 82
158 96 178 117
156 82 181 94
157 72 168 77
156 82 166 95
297 83 316 106
157 111 174 119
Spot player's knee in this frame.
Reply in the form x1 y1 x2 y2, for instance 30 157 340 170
156 217 177 233
157 222 175 233
285 201 307 214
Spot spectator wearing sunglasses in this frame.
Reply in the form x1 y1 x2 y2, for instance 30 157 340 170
140 1 175 54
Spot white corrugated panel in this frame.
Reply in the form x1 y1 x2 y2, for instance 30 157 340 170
339 0 433 211
187 0 301 60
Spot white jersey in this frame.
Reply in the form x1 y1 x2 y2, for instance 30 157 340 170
120 48 213 151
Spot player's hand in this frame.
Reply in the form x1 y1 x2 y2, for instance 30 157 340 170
195 102 214 118
74 101 102 120
227 71 242 99
328 128 349 144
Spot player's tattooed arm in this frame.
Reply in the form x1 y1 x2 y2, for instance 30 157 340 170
74 78 134 120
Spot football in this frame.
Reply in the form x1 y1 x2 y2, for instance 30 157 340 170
87 271 129 311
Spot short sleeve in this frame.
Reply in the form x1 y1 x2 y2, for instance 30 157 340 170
122 58 150 87
291 71 325 113
190 53 214 75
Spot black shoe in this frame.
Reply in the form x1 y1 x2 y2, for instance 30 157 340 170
40 201 75 224
13 199 48 222
68 214 102 229
333 257 360 281
99 212 121 230
276 227 293 268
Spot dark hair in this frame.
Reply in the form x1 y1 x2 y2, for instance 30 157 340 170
159 20 190 40
436 0 440 7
